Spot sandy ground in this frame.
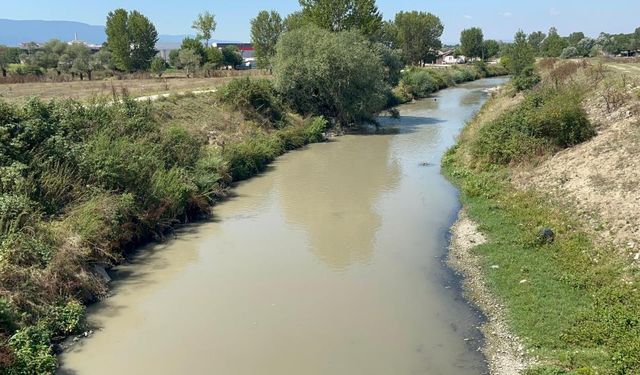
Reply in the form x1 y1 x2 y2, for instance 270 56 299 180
515 80 640 262
448 210 532 375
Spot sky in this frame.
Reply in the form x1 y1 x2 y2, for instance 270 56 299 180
2 0 639 43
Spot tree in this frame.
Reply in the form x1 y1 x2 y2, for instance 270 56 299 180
180 37 206 65
483 39 500 59
106 8 158 72
150 57 166 77
222 46 243 68
283 11 306 31
105 9 131 71
57 54 73 76
506 30 535 76
67 43 91 79
575 38 596 57
298 0 383 38
633 27 640 50
460 27 484 59
251 10 284 69
128 11 159 71
394 11 443 65
0 46 20 77
169 49 180 68
527 31 546 55
273 25 387 126
567 32 585 46
560 46 579 59
540 27 568 57
178 49 201 77
192 11 217 47
205 47 223 69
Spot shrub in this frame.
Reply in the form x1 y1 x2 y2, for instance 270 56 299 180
400 69 439 98
273 25 387 126
218 77 285 127
472 87 594 164
8 324 56 375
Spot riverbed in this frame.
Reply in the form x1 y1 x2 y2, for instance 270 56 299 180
58 77 507 375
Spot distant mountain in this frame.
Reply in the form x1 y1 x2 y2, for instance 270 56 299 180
0 19 217 47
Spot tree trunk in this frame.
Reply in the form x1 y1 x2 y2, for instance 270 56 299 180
88 70 92 80
1 68 5 77
80 73 84 80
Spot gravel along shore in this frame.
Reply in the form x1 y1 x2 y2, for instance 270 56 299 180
447 210 533 375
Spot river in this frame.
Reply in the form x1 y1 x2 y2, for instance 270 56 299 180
58 77 507 375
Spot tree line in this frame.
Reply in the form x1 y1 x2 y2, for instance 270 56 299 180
0 9 250 81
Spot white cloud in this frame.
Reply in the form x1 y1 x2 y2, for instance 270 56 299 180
501 12 513 17
550 7 561 16
464 15 473 19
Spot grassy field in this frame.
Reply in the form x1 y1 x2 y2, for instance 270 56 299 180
444 59 640 374
0 70 269 103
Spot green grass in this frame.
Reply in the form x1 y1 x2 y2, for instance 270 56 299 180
443 76 640 374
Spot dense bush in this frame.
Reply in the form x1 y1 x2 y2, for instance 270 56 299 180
0 94 326 373
218 77 285 127
273 25 387 126
223 117 326 180
472 87 594 164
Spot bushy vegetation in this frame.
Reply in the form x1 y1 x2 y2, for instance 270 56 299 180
472 86 594 164
0 82 326 373
273 25 388 126
443 61 640 373
218 77 285 127
394 63 507 102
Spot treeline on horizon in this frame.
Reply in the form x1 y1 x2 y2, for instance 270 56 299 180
2 1 637 82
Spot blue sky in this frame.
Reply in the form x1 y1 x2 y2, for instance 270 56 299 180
2 0 639 43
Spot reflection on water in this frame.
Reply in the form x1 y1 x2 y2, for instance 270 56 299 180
276 135 400 270
58 77 508 375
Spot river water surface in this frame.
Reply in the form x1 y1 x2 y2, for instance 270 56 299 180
58 77 507 375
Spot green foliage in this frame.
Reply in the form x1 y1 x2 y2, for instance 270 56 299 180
444 85 640 372
505 30 535 76
483 39 501 59
400 69 439 98
460 27 484 59
180 37 207 65
105 9 158 72
0 90 328 372
472 87 594 165
218 78 285 126
540 27 569 58
273 25 386 126
178 49 201 77
299 0 382 38
8 324 56 375
393 11 443 65
223 117 326 180
527 31 546 55
221 46 243 68
191 11 217 47
150 56 167 77
251 10 284 69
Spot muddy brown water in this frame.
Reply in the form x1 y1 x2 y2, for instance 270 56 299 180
58 77 507 375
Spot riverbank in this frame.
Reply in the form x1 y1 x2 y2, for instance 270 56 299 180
0 82 326 373
447 210 531 375
443 59 640 374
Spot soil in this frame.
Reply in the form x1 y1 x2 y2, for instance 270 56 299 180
447 210 533 375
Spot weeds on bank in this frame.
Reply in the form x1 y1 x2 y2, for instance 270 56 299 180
0 80 326 373
443 61 640 374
